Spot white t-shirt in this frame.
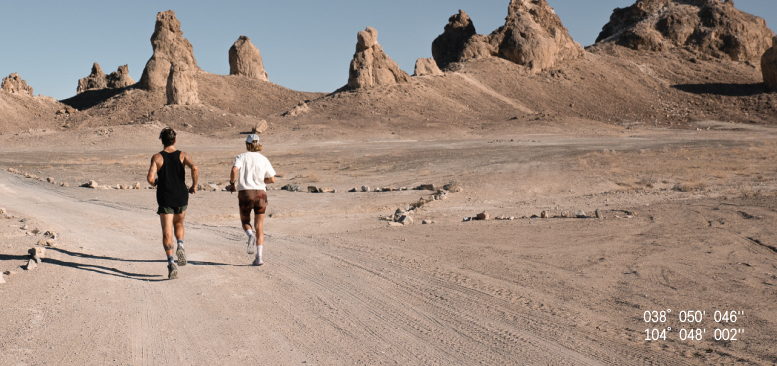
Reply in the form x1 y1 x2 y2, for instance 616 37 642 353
233 152 276 191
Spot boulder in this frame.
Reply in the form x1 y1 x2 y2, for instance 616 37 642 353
432 10 494 69
596 0 774 63
252 120 268 134
413 58 444 76
229 36 268 81
347 27 411 89
1 73 34 96
139 10 200 91
77 63 107 93
25 259 37 270
166 63 199 105
476 211 490 221
398 215 414 226
763 37 777 91
488 0 584 72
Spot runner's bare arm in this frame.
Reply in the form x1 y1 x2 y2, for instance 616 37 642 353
228 166 239 193
182 152 199 194
147 155 159 186
264 177 276 184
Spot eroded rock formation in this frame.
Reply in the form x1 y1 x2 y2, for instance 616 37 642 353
596 0 774 62
347 27 410 89
431 1 583 72
431 11 493 69
488 0 584 72
139 10 199 91
414 58 444 76
107 65 135 89
229 36 268 81
1 73 34 96
166 63 199 105
763 37 777 91
77 63 135 94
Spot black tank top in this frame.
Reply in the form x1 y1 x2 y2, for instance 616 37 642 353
156 151 189 208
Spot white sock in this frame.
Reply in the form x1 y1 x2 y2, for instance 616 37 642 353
256 245 263 258
245 229 253 237
177 239 184 247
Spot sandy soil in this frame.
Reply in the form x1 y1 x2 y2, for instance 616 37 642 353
1 120 776 365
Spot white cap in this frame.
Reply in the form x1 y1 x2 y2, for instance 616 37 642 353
246 134 260 143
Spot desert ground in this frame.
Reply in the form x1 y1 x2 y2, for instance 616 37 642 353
1 119 776 365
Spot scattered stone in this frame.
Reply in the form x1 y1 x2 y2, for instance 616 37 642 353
388 222 403 227
0 273 5 284
166 63 200 105
21 224 29 230
575 210 587 218
763 36 777 91
45 239 56 247
422 219 433 225
61 182 69 187
252 120 268 134
81 180 99 189
360 186 370 192
319 188 334 193
348 188 357 192
281 184 302 192
3 271 17 276
133 182 141 189
1 73 34 95
398 215 414 226
476 211 490 221
0 208 5 215
139 10 200 91
46 177 55 183
307 186 319 193
561 211 570 218
282 101 310 117
208 183 220 191
413 58 444 76
530 215 539 218
415 184 435 191
463 216 473 222
595 208 602 219
348 27 411 89
25 259 37 270
596 0 773 63
229 36 268 81
29 246 46 259
540 211 548 218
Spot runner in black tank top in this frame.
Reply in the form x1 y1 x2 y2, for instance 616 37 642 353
156 151 189 208
147 128 199 280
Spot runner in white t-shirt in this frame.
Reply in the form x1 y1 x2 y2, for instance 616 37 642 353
227 134 276 265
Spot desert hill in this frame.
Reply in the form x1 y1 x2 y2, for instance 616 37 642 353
1 0 775 137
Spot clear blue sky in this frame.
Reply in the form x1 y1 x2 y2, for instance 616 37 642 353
1 1 774 100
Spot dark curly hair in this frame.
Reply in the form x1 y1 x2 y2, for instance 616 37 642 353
159 127 176 147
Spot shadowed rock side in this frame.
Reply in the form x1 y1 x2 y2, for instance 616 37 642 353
763 37 777 91
1 73 34 96
347 27 410 89
139 10 200 91
595 0 774 62
432 1 583 73
431 10 493 70
166 64 199 105
77 63 134 94
229 36 268 81
414 58 444 76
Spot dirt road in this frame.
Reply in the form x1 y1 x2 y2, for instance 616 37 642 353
1 123 776 365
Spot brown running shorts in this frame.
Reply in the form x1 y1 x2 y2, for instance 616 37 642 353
238 190 268 217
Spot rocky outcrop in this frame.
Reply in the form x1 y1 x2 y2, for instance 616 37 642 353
77 63 107 93
107 65 135 89
347 27 411 89
431 1 583 73
77 63 135 94
229 36 268 81
487 0 584 72
139 10 199 91
1 73 34 96
763 37 777 91
414 58 444 76
431 10 493 69
596 0 775 63
166 63 199 105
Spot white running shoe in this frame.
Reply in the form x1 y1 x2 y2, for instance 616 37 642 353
246 234 257 254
